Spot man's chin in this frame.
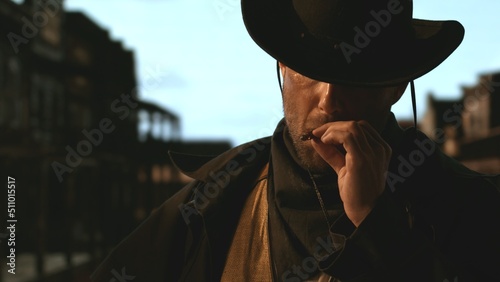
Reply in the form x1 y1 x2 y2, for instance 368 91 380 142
295 143 333 174
301 156 333 174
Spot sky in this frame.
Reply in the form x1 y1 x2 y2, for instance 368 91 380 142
64 0 500 147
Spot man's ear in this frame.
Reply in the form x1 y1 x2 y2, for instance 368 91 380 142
278 62 287 78
278 62 287 96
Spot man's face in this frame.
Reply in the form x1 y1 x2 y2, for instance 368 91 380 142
280 64 405 173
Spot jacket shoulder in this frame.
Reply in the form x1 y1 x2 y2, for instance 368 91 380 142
435 148 500 192
168 136 272 181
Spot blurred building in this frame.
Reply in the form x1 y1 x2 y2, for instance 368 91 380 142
458 72 500 175
0 1 231 281
420 71 500 179
420 94 464 157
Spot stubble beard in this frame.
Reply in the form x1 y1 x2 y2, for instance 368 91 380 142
285 113 334 174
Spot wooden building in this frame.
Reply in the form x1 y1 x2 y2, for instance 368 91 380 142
458 72 500 176
420 71 500 184
0 1 231 281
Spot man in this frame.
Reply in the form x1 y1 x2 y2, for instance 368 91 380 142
91 0 500 281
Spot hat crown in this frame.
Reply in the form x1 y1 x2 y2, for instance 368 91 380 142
241 0 464 86
292 0 414 43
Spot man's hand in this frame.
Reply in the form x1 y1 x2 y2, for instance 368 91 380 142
311 121 392 227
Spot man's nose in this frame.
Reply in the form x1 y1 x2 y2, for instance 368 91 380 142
318 83 340 115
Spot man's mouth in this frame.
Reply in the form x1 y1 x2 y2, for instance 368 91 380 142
300 130 346 155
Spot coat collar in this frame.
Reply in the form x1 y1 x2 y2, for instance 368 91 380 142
168 136 272 182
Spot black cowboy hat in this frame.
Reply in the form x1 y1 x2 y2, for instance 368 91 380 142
241 0 465 87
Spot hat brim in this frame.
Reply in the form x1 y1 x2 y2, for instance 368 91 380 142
242 0 465 87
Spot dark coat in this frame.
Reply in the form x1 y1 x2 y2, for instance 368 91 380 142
90 132 500 282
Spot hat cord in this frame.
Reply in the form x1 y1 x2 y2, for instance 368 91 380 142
410 80 417 128
277 61 283 93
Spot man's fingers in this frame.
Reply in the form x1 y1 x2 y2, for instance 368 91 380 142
313 121 368 158
357 120 392 159
310 120 393 174
356 120 383 144
311 138 346 174
313 121 390 156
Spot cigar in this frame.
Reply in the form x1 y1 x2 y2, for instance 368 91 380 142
301 131 346 155
300 131 316 141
